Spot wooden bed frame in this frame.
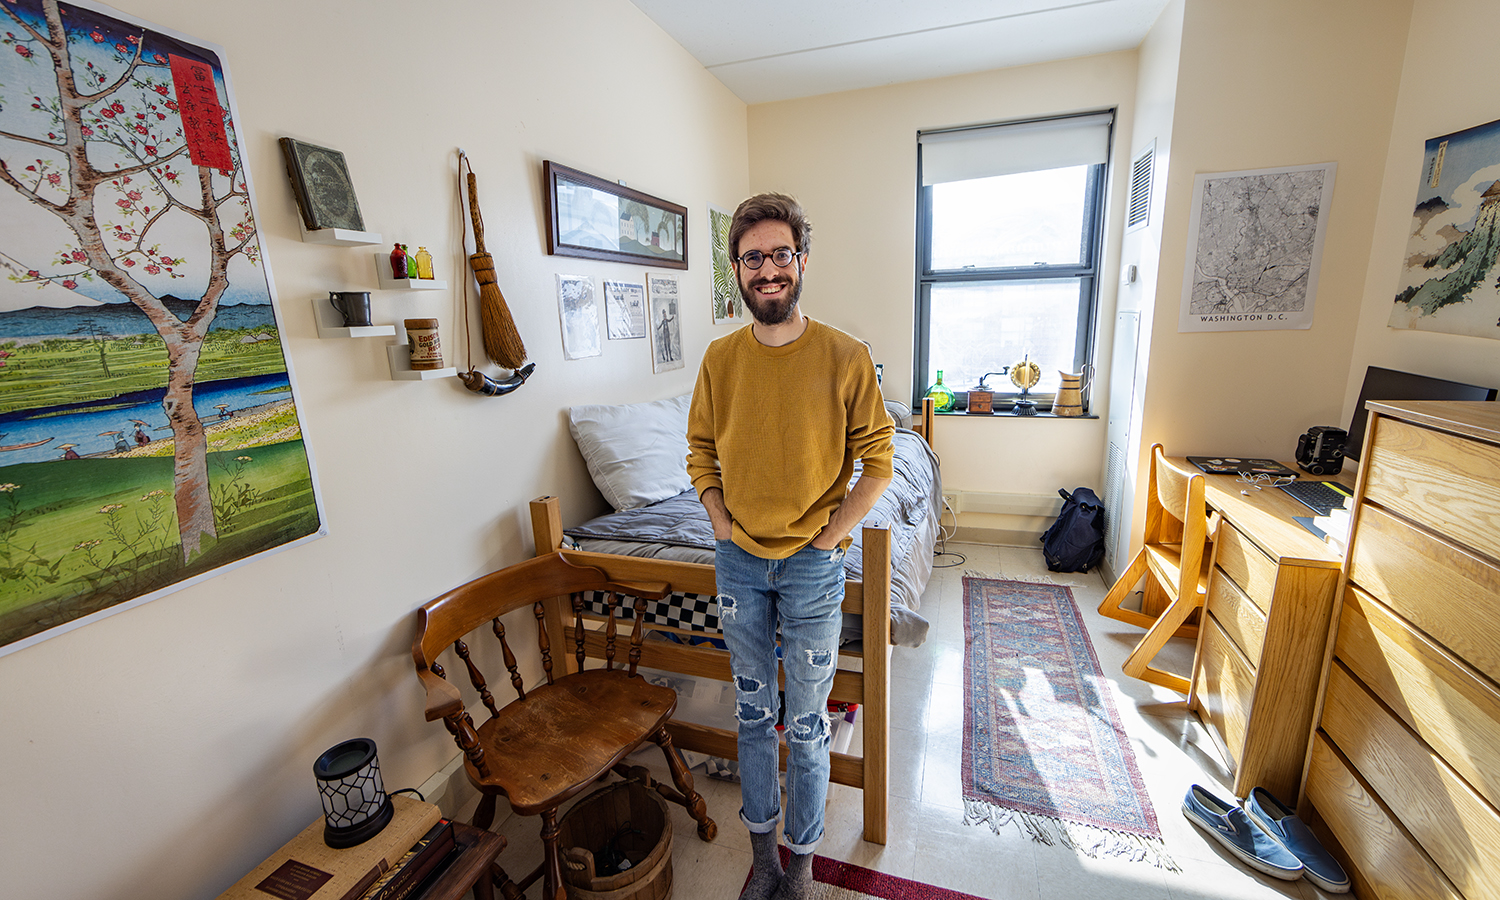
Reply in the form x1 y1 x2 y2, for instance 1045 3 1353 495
526 397 936 846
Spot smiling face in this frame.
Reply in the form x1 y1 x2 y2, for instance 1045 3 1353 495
735 219 807 326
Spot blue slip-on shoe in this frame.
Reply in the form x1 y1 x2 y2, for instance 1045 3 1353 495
1182 784 1304 880
1245 787 1352 894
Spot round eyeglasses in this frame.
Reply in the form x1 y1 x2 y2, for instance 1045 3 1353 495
736 248 804 269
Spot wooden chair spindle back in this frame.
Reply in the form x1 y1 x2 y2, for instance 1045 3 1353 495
603 590 619 670
572 591 587 670
488 618 525 702
628 596 646 676
454 638 501 718
533 601 555 686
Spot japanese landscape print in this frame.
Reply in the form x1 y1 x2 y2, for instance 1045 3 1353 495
1391 116 1500 340
0 0 324 655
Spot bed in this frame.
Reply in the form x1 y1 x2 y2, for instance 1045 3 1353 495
528 394 940 844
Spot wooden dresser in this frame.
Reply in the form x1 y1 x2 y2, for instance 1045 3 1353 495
1299 400 1500 900
1182 462 1344 802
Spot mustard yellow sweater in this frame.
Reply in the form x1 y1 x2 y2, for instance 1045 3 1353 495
686 319 894 559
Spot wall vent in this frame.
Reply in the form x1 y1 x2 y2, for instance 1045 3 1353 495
1104 439 1126 572
1126 140 1155 232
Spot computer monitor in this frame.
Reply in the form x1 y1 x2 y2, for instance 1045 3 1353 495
1344 366 1498 462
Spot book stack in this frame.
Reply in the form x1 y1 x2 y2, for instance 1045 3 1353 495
218 795 444 900
354 819 457 900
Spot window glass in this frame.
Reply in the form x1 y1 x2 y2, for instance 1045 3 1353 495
929 167 1090 270
926 280 1084 395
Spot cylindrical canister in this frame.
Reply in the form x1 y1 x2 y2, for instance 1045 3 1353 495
404 318 443 370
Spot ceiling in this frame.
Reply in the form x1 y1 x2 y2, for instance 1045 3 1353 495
628 0 1172 105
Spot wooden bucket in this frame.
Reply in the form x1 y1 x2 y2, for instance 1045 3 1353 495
557 780 673 900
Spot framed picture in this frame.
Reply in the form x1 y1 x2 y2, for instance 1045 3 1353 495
544 161 687 269
709 204 743 324
646 272 684 373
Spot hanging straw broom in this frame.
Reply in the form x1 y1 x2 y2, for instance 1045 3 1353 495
461 153 527 369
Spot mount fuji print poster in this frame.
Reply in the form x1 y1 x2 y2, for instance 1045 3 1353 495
1392 115 1500 340
0 0 324 656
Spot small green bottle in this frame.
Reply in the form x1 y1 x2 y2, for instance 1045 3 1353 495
925 369 956 413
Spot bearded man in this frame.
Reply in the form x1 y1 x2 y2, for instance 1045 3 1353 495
685 192 894 900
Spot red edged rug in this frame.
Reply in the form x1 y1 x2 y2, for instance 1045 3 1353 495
742 849 986 899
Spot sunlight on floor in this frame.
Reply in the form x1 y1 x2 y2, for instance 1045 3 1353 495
478 543 1335 899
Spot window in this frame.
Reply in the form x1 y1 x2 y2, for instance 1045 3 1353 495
914 111 1113 413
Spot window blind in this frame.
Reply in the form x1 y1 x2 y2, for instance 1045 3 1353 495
919 111 1114 186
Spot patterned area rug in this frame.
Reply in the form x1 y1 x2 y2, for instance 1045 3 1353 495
962 575 1176 869
742 849 987 899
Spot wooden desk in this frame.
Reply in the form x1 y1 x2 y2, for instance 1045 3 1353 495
1175 459 1346 801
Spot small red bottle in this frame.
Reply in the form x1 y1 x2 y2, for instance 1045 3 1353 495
389 242 408 279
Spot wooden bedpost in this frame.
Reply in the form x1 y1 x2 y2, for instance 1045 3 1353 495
531 496 564 556
860 523 891 845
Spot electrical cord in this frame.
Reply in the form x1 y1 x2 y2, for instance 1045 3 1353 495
933 494 966 568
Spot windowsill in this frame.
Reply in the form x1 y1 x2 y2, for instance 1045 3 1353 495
933 409 1098 419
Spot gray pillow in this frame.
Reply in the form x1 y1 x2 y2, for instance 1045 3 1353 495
568 394 693 510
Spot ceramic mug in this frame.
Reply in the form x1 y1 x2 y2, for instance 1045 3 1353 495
329 291 372 327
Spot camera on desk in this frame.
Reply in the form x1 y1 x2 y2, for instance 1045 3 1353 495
1295 425 1347 476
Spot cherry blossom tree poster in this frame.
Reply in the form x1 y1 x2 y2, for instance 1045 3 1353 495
0 0 324 656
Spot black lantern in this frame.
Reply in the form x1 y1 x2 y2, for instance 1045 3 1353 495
313 738 394 848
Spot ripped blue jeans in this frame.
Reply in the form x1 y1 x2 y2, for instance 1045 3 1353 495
715 538 846 854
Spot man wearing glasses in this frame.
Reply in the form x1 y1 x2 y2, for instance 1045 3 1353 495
687 193 894 900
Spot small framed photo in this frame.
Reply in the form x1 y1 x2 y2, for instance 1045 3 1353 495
544 161 687 269
646 272 683 373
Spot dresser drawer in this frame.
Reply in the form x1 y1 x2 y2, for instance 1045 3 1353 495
1347 502 1500 686
1364 415 1500 561
1304 731 1462 900
1213 522 1277 616
1195 615 1255 766
1321 660 1500 900
1206 566 1267 669
1335 585 1500 812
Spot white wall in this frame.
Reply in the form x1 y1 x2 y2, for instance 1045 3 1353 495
1344 0 1500 406
0 2 747 898
745 52 1141 502
1137 0 1412 463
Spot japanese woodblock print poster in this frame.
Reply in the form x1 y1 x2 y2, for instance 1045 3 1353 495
1179 162 1336 332
0 0 324 656
1391 116 1500 340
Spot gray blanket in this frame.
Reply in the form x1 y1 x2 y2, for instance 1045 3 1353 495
564 429 940 646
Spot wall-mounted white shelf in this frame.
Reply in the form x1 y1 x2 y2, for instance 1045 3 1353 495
386 343 456 381
298 220 382 246
312 297 395 339
373 254 447 290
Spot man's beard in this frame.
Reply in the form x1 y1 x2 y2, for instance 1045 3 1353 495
739 272 802 326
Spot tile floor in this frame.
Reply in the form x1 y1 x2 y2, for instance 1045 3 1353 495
478 542 1340 899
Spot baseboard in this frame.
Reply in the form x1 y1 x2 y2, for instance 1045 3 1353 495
415 753 479 821
950 511 1054 547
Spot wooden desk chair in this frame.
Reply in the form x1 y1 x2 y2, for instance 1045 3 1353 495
1098 444 1217 692
412 553 717 900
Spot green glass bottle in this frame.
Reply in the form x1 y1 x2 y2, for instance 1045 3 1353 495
925 369 956 413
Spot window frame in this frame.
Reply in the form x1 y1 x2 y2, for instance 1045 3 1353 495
912 111 1112 414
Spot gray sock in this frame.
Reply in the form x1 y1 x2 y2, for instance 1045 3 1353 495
771 851 814 900
743 829 782 900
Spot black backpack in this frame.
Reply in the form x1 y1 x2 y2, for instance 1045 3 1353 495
1039 487 1106 572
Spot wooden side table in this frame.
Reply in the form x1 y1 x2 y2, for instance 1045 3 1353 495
419 823 505 900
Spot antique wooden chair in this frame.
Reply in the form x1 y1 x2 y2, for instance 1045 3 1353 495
412 552 717 900
1097 444 1218 692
